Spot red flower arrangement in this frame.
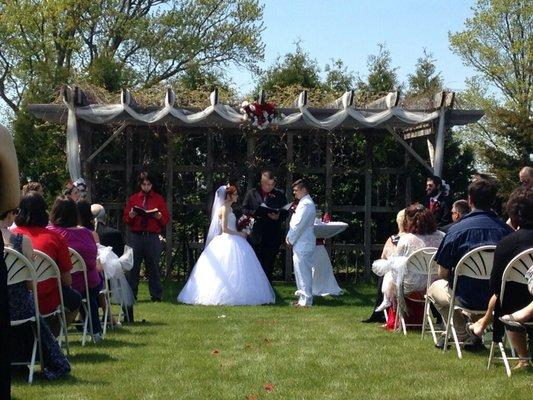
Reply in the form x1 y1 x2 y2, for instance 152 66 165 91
237 214 255 235
240 101 283 130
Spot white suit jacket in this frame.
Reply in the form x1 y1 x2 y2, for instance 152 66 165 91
286 194 316 253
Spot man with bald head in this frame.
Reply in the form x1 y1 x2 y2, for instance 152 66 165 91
519 166 532 188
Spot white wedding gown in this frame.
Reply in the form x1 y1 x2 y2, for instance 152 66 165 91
177 213 276 305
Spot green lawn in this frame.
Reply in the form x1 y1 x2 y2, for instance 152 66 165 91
12 282 532 400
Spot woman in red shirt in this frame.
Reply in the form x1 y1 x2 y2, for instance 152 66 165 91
13 192 81 330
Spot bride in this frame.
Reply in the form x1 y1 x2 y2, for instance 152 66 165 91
177 185 275 305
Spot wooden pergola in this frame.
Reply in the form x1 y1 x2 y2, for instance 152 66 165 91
29 87 483 280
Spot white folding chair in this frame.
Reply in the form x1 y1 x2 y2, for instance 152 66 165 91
421 251 445 344
4 247 42 384
33 250 69 355
443 245 496 359
69 247 95 345
487 248 533 377
394 247 438 335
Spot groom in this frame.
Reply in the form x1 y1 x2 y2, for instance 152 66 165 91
286 179 316 307
242 170 288 281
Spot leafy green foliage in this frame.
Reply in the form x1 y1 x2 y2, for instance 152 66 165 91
450 0 532 197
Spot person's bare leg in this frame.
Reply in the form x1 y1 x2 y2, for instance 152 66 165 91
507 301 533 323
469 294 497 337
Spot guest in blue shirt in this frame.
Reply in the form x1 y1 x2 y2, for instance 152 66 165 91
428 178 513 350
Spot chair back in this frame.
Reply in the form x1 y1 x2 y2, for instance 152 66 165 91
4 247 36 286
454 245 496 281
69 247 90 294
500 248 533 305
33 250 61 282
405 247 438 275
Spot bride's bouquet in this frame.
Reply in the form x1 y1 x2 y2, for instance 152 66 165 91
237 214 255 235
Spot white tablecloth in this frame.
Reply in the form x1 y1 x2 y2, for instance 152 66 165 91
312 221 348 296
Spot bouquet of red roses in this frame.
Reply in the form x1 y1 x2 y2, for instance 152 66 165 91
237 214 255 235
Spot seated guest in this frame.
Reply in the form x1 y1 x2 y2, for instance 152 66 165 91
519 166 532 188
77 199 100 244
439 199 469 233
364 209 406 323
1 208 70 379
92 203 125 257
48 196 103 342
12 192 82 332
62 180 80 202
21 181 44 197
468 186 533 369
428 178 514 350
376 204 444 330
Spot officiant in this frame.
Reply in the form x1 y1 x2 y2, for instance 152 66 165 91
242 170 288 282
123 171 169 311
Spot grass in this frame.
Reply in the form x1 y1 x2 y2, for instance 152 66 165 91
12 281 532 400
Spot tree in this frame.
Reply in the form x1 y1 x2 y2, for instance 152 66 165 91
255 43 321 93
356 44 399 98
449 0 532 195
0 0 265 111
407 50 443 97
0 0 264 195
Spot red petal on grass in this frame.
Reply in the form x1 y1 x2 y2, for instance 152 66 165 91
211 349 220 356
263 384 275 392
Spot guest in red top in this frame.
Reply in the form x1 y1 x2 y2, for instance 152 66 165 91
123 171 169 307
13 192 81 328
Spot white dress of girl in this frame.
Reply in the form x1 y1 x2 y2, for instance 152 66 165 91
177 195 275 305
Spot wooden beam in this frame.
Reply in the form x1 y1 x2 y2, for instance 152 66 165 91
387 127 434 175
332 205 396 213
86 123 127 163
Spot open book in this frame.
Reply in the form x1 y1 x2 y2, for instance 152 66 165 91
255 202 292 218
132 205 159 217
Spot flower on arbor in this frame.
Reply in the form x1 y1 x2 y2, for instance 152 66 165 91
240 101 284 130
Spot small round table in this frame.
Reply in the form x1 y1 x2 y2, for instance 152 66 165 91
312 221 348 296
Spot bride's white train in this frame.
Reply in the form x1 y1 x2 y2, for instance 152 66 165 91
177 185 275 305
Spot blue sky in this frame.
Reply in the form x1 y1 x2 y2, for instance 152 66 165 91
227 0 478 95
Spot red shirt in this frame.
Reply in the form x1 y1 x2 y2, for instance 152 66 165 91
13 226 73 315
123 190 170 233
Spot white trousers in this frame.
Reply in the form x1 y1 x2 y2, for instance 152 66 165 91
293 249 314 306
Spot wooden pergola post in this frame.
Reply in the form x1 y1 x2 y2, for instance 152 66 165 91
285 131 294 282
165 129 174 275
325 132 333 213
246 133 256 190
363 134 373 279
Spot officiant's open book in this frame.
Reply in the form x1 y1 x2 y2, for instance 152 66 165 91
132 205 159 216
255 202 292 218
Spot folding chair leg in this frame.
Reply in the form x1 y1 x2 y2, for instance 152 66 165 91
487 341 495 370
428 317 438 345
498 342 512 377
421 300 429 339
28 335 37 384
401 316 407 335
451 322 462 359
383 310 388 324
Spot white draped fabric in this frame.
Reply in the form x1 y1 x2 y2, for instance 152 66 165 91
312 221 348 297
64 88 441 181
